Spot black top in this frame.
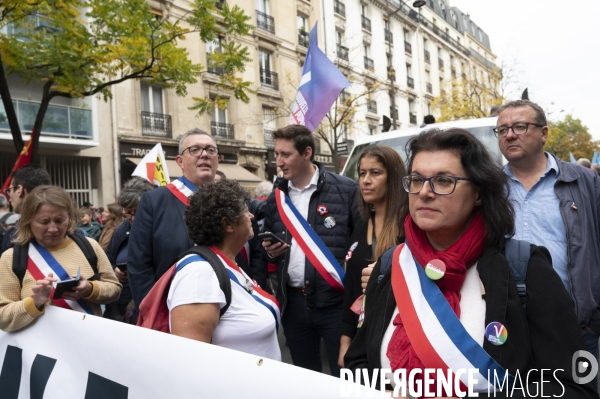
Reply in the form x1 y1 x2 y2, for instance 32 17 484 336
341 218 372 338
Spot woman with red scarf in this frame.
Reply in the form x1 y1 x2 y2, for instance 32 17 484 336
344 129 596 398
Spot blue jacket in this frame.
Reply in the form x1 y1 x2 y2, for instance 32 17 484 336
261 162 360 313
127 186 194 306
552 154 600 333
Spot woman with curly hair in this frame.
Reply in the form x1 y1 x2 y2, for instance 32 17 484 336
167 180 281 360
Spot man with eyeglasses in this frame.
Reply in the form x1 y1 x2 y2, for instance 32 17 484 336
497 100 600 383
127 128 220 309
1 164 51 254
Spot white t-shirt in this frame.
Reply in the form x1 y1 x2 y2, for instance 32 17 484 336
380 264 486 392
167 259 281 361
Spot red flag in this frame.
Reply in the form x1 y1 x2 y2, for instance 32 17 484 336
2 130 35 191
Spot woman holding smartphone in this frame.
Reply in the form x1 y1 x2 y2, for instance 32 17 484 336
338 145 408 367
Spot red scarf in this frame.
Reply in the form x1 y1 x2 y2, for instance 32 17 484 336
386 212 486 392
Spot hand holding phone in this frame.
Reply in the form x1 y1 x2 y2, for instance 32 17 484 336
258 232 286 245
259 232 289 257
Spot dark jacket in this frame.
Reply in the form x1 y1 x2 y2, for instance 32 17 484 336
128 186 194 306
344 242 597 397
106 219 132 304
261 162 360 314
552 154 600 334
235 212 269 292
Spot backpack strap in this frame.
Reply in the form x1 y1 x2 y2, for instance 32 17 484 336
12 231 99 287
68 230 99 281
504 238 531 308
0 212 13 228
178 246 232 317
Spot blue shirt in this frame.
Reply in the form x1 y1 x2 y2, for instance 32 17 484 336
504 153 569 291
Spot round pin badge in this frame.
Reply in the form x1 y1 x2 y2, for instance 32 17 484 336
425 259 446 280
324 216 336 229
244 279 254 293
485 321 508 346
317 204 329 216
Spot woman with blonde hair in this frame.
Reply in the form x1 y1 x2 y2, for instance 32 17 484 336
0 185 121 332
338 145 408 366
98 203 123 252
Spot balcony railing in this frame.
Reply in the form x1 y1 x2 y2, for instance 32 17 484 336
298 29 309 48
424 50 430 64
387 66 395 81
206 53 229 75
426 82 432 93
367 100 377 113
364 56 374 71
438 58 444 70
334 0 346 17
385 29 393 43
410 112 417 125
0 98 93 140
256 10 275 34
404 41 412 55
337 44 349 61
361 15 371 32
407 76 414 88
142 111 172 138
211 121 235 139
264 128 275 149
259 69 279 90
451 67 456 78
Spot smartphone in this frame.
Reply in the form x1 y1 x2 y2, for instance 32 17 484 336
258 232 286 246
115 263 127 271
53 279 80 299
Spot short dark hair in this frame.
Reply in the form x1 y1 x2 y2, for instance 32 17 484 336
78 206 93 217
423 115 436 125
403 128 515 248
497 100 547 127
272 125 315 162
117 177 155 209
186 180 250 246
11 164 51 193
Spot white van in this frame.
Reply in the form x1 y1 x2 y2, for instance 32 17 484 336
341 117 503 181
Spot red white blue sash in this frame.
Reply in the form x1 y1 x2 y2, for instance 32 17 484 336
275 188 345 292
26 241 94 315
391 243 511 393
166 176 196 206
175 249 281 330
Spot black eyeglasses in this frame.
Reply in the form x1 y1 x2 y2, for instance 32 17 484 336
180 145 219 157
493 122 543 138
402 175 474 195
5 186 16 195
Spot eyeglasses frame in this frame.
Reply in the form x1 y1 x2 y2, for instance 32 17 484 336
402 174 474 196
180 145 220 157
493 121 544 138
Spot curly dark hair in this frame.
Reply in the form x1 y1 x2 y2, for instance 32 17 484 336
186 180 250 246
402 128 515 248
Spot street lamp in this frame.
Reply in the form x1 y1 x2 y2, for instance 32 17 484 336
386 0 425 130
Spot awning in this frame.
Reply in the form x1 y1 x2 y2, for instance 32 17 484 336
126 158 181 179
217 164 262 183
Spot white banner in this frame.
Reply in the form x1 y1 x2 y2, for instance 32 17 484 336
0 307 378 398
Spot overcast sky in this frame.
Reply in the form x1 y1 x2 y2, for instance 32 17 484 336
450 0 600 139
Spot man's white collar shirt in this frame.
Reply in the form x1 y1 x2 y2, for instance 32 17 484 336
286 165 319 288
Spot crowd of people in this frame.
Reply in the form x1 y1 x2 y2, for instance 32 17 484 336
0 99 599 397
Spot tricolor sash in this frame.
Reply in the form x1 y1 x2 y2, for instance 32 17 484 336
27 242 94 315
391 243 511 393
166 176 197 206
275 188 345 292
176 249 281 330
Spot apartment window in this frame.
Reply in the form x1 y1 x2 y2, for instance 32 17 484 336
439 0 446 19
403 30 409 42
256 0 274 34
263 107 276 148
297 14 309 47
259 50 278 90
211 100 233 139
369 125 377 136
409 100 416 124
336 30 343 45
256 0 269 13
364 44 373 70
141 83 164 114
297 14 307 31
361 5 371 32
451 11 458 28
141 83 172 137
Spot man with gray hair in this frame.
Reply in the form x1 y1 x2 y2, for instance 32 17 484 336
0 195 19 247
128 129 219 307
496 100 600 384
